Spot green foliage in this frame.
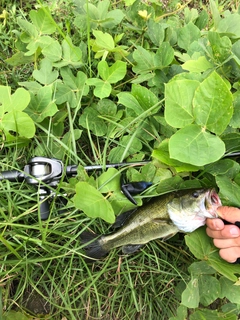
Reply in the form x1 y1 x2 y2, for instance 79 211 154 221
1 0 240 318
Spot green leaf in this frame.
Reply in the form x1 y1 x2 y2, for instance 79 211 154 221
73 181 115 223
96 168 120 193
217 12 240 39
220 277 240 304
177 22 201 51
3 310 30 320
169 124 225 166
3 111 35 139
154 42 174 68
92 30 115 51
117 92 144 114
98 60 127 83
0 86 35 140
185 228 239 281
193 71 233 135
182 56 213 73
53 37 82 68
32 58 58 85
5 51 35 66
165 79 200 128
199 275 221 306
216 175 240 207
181 276 199 308
152 140 201 172
131 84 159 111
29 7 56 34
26 86 58 122
40 37 62 62
147 19 165 46
132 46 154 74
86 78 112 99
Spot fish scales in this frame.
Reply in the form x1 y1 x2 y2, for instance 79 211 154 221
100 193 177 251
81 189 221 260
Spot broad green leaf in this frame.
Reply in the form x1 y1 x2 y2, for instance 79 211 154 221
131 84 159 111
29 8 56 34
154 42 174 68
205 159 240 179
182 56 213 73
208 32 232 63
53 37 82 68
188 261 215 275
98 60 127 83
230 91 240 128
26 86 58 122
147 19 165 46
181 276 199 308
3 111 35 139
117 92 144 114
217 13 240 39
169 124 225 166
185 228 239 281
165 79 200 128
190 309 236 320
132 46 155 74
17 17 38 38
79 106 107 136
73 181 115 223
193 71 233 135
222 133 240 154
177 22 201 51
220 277 240 304
86 78 112 99
96 168 120 193
41 37 62 62
55 83 76 106
0 86 35 140
32 58 59 85
102 9 125 28
199 275 221 306
152 140 201 172
92 30 115 51
0 87 30 112
3 310 30 320
5 51 35 66
216 175 240 207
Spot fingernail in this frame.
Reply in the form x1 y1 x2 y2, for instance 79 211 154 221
230 227 240 236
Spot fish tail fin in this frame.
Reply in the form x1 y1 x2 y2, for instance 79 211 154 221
80 230 109 261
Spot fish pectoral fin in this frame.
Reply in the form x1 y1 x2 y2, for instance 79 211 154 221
162 231 178 241
112 209 138 229
153 218 172 225
122 244 143 254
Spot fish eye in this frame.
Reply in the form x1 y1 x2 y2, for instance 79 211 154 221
192 192 199 198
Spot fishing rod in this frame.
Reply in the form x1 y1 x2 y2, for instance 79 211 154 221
0 157 150 220
1 152 240 220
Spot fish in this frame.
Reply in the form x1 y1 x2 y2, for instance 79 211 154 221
80 189 221 261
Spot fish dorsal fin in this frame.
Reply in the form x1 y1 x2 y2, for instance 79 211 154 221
122 244 143 254
112 209 138 229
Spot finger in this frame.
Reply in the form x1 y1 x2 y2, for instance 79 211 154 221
206 218 224 231
206 224 240 239
213 237 240 249
219 247 240 263
217 206 240 224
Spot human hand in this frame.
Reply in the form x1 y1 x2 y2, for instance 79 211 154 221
206 206 240 263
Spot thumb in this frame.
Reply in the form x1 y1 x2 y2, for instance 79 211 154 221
217 206 240 224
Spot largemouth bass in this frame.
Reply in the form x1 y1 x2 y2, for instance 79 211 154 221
81 189 221 260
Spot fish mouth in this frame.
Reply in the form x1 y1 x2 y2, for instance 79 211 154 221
205 189 221 218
